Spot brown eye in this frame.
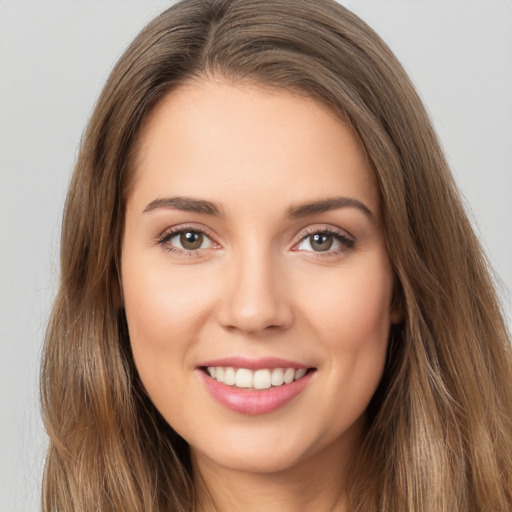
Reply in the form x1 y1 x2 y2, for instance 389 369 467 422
179 231 204 250
309 233 333 252
159 228 216 254
294 229 354 255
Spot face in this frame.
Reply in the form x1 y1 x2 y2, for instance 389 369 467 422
122 79 397 476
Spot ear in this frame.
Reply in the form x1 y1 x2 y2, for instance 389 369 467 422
390 304 403 325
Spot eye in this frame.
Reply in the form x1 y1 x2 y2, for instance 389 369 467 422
173 231 207 250
158 227 217 254
301 233 336 252
294 228 354 254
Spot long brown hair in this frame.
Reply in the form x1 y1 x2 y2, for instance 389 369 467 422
41 1 512 510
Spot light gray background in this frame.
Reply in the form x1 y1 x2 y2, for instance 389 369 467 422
1 1 510 510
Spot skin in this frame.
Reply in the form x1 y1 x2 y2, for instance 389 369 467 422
122 79 398 511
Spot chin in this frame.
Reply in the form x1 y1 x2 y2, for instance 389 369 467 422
194 443 308 475
187 418 359 477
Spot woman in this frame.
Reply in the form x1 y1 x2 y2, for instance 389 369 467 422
41 0 512 510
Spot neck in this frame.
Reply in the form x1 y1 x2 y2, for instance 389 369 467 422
192 422 363 512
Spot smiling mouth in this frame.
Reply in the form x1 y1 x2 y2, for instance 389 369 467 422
201 366 316 390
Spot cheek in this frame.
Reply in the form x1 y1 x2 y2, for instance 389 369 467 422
295 257 393 407
121 260 215 426
123 274 178 354
121 256 220 375
300 259 394 348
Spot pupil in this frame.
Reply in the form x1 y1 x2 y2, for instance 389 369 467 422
180 231 203 250
311 233 333 251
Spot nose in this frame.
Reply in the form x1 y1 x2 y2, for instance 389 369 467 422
216 247 294 335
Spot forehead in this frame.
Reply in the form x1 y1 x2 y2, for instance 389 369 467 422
129 79 379 217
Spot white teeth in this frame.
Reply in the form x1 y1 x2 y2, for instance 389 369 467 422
207 366 309 389
283 368 295 384
253 369 272 390
235 368 253 388
294 368 307 380
224 367 236 385
271 368 284 386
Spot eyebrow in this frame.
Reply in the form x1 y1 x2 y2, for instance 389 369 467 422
143 195 373 219
143 196 224 216
286 196 374 219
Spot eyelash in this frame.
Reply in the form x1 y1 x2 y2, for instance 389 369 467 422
293 226 355 257
157 225 218 258
156 225 355 257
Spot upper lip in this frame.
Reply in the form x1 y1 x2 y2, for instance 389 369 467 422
197 357 313 370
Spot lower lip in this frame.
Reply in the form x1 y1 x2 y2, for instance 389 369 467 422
198 370 314 415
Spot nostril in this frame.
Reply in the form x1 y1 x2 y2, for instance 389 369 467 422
217 302 294 335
